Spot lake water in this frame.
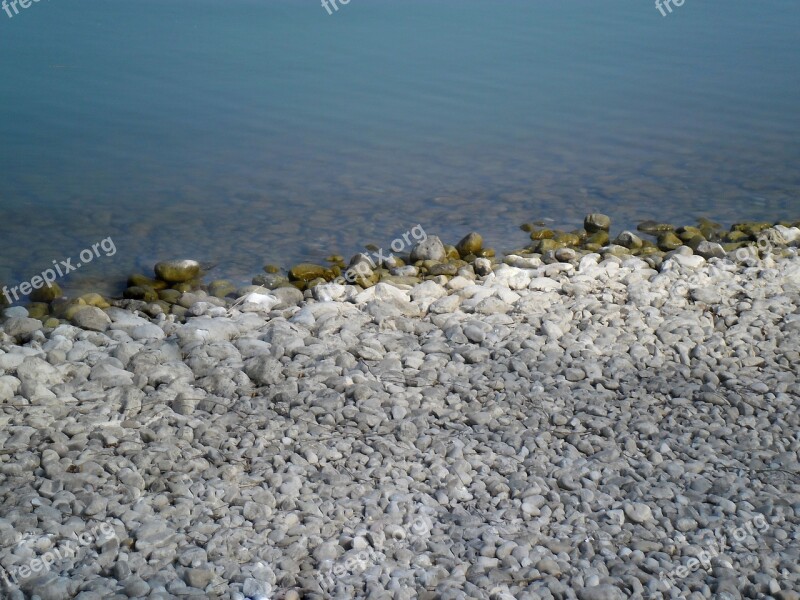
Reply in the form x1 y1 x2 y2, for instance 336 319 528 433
1 0 798 296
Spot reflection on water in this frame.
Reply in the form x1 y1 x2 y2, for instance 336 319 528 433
0 0 798 296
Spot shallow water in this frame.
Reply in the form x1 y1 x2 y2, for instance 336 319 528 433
0 0 798 296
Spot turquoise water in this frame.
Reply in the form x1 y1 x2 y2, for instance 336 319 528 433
0 0 798 296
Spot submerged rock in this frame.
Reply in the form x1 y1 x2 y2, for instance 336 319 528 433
154 259 201 283
30 282 62 303
584 213 611 233
288 263 327 282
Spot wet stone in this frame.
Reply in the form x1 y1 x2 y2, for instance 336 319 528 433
584 213 612 233
154 259 201 283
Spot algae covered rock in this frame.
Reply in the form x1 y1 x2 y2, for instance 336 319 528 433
128 274 168 290
30 282 63 303
456 232 483 257
585 231 610 247
78 293 111 309
154 259 201 283
529 228 555 240
158 289 182 304
252 273 290 289
657 232 683 251
208 280 236 298
637 220 674 234
584 214 611 233
26 303 49 320
289 263 327 282
124 286 159 302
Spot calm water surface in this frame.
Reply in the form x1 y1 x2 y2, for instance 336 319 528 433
0 0 798 295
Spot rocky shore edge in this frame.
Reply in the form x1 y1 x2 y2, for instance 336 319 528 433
2 214 800 330
0 213 798 600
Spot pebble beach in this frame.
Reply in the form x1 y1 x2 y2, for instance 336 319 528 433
0 216 799 600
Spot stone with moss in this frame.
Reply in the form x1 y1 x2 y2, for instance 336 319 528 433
62 303 89 320
304 277 327 289
553 232 580 246
675 226 702 243
442 245 458 261
289 263 327 282
586 231 610 247
455 233 483 257
530 229 555 240
30 282 62 303
124 286 159 302
584 214 611 233
209 280 236 299
27 303 49 320
128 274 168 290
732 222 773 236
79 293 110 309
637 221 674 234
154 259 201 283
686 235 706 251
252 273 289 289
637 246 661 256
657 232 683 251
354 273 379 288
725 230 750 243
158 289 182 304
537 239 565 253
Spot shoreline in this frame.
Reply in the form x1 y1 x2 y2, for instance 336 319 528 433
2 214 799 328
0 213 798 599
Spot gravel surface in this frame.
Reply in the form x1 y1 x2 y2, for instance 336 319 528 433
0 243 798 600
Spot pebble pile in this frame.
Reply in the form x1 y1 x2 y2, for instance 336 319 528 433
0 216 798 600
